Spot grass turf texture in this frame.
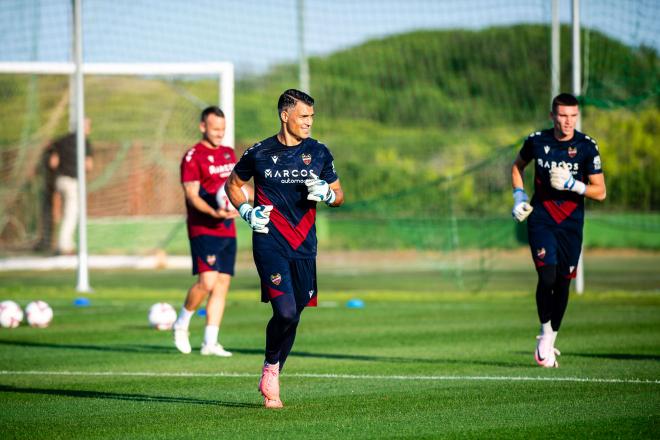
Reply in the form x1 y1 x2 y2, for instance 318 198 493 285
0 259 658 439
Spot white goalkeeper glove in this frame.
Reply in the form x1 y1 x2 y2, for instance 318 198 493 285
512 188 533 223
305 171 336 204
238 203 273 234
549 163 586 195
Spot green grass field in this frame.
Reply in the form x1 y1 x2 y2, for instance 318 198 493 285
0 253 658 439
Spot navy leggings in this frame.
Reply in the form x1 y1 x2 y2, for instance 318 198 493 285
536 264 571 331
265 294 305 371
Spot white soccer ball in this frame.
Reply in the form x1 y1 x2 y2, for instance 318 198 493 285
0 300 24 328
148 302 177 330
216 185 248 211
25 300 54 328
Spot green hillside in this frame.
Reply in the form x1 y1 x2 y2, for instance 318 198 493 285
316 25 658 125
237 24 657 136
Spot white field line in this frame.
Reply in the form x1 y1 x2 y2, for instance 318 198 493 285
0 255 191 271
0 370 658 385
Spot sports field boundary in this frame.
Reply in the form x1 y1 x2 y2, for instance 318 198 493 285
1 370 658 385
0 255 191 271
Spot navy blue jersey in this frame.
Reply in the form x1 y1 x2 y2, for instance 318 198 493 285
233 135 338 259
519 129 602 225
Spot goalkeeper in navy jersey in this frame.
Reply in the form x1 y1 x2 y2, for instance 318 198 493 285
225 89 344 408
511 93 607 368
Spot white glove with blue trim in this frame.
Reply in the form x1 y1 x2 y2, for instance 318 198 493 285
550 163 586 195
305 171 336 204
238 203 273 234
512 188 533 223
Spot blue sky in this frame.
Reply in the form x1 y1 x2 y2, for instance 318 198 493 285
0 0 657 74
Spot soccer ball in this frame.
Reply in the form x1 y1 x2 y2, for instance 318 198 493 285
216 185 248 211
25 300 54 328
0 300 24 328
148 302 177 330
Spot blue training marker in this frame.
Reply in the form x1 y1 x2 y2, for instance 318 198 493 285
196 308 207 316
346 298 364 309
73 297 90 307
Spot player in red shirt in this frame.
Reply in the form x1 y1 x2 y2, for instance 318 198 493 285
172 106 246 357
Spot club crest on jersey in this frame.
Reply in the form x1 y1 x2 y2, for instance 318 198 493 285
208 156 214 163
568 146 577 158
270 273 282 285
206 255 217 266
301 153 312 165
224 153 231 160
544 145 550 155
536 248 546 259
271 155 278 164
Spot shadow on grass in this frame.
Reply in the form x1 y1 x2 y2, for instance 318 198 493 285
514 351 660 362
231 348 521 368
0 339 174 354
570 352 660 361
0 339 524 368
0 384 261 408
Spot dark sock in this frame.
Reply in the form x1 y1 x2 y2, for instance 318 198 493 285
551 275 571 331
264 295 301 366
278 315 301 371
535 265 557 325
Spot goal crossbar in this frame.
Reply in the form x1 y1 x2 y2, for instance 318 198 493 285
0 61 235 147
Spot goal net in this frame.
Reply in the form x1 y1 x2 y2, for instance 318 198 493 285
1 0 657 292
0 62 234 255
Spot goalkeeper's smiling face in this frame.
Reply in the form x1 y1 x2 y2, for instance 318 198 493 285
282 101 314 142
200 113 226 148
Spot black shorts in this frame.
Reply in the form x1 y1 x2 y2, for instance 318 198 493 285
189 235 236 276
528 219 582 278
253 249 317 308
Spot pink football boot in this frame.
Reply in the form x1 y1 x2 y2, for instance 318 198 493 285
259 363 281 401
264 397 284 409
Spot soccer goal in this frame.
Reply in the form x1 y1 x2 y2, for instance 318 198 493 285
0 61 234 258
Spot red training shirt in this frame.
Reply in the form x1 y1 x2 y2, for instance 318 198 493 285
180 142 237 238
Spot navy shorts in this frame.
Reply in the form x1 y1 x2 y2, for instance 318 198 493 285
253 249 318 308
527 219 582 278
189 235 236 276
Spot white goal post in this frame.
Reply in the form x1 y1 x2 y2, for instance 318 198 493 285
0 61 234 291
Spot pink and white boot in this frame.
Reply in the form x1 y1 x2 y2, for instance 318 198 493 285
259 362 283 408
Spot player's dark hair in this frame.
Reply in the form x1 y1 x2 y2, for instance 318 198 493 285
551 93 579 113
200 106 225 122
278 89 314 114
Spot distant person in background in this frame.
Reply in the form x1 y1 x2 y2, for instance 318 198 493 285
226 89 344 408
173 106 247 358
49 118 94 255
511 93 606 368
33 145 58 252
